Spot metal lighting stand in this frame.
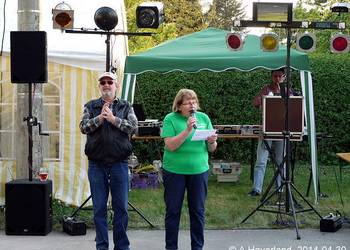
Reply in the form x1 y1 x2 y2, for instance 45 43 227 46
238 19 345 239
241 28 322 240
63 28 155 228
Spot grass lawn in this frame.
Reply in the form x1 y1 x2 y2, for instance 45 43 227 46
1 163 349 231
125 164 350 230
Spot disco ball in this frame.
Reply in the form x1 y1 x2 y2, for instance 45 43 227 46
94 7 118 31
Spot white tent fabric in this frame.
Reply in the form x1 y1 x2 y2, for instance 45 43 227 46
0 0 129 206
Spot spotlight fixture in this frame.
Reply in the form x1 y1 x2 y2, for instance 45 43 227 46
226 33 245 51
52 2 74 29
94 7 118 31
330 34 349 53
331 2 350 13
260 33 279 52
296 33 316 52
136 2 164 29
253 2 293 24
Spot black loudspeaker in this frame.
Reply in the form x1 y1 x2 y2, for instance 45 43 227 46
5 179 53 235
10 31 47 83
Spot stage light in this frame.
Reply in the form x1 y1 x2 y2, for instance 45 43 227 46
330 34 349 53
331 2 350 13
94 7 118 31
136 2 164 28
226 33 244 51
52 2 74 29
260 33 279 52
253 2 293 23
296 33 316 52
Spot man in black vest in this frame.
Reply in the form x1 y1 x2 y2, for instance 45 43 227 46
80 72 137 250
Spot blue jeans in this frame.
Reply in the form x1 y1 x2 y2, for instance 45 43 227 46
88 161 130 250
163 169 209 250
252 139 285 194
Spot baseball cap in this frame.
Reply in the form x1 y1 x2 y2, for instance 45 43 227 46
98 72 117 81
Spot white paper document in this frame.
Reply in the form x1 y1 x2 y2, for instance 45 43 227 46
191 129 217 141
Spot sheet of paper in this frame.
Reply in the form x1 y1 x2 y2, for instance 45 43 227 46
191 129 216 141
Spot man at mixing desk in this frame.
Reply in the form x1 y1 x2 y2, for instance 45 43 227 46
248 68 287 197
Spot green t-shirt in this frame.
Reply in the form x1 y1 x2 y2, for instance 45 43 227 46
161 111 213 174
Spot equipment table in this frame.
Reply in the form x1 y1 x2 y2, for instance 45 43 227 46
336 152 350 162
132 134 259 181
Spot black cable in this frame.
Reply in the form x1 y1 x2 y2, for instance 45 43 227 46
110 29 117 72
0 0 7 56
332 163 344 206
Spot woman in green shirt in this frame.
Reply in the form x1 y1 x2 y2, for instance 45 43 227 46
161 89 217 250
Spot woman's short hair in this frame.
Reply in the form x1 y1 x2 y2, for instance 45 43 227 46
172 89 201 112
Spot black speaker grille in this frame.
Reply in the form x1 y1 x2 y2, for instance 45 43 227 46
10 31 48 83
5 179 52 235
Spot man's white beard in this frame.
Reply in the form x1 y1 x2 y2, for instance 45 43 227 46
101 90 115 100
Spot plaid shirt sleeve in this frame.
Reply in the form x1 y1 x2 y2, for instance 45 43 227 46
80 101 138 135
79 106 102 134
114 106 138 135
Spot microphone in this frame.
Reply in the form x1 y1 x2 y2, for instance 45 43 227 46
189 109 197 129
280 82 287 99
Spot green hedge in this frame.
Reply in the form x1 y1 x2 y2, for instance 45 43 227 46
309 54 350 164
132 54 350 165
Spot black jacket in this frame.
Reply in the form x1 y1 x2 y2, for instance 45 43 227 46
84 98 132 164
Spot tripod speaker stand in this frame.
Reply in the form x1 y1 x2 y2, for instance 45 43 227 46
68 194 155 228
6 31 51 235
241 28 322 240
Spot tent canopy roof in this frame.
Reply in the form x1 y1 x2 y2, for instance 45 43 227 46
122 28 318 203
124 28 310 74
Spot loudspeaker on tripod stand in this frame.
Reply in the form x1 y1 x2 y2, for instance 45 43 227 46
10 31 47 83
5 179 52 235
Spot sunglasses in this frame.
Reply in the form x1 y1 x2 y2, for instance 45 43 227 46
99 80 114 86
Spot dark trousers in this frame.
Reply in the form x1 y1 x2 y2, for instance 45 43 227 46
88 161 130 250
163 169 209 250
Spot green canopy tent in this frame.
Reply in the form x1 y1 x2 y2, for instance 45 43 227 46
122 28 319 203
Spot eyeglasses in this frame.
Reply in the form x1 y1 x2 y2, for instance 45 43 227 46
99 80 114 86
181 101 197 106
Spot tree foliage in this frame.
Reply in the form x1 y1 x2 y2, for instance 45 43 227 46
125 0 206 54
205 0 246 30
163 0 206 35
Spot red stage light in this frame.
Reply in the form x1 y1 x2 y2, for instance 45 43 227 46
330 34 349 53
52 2 74 30
226 33 244 51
